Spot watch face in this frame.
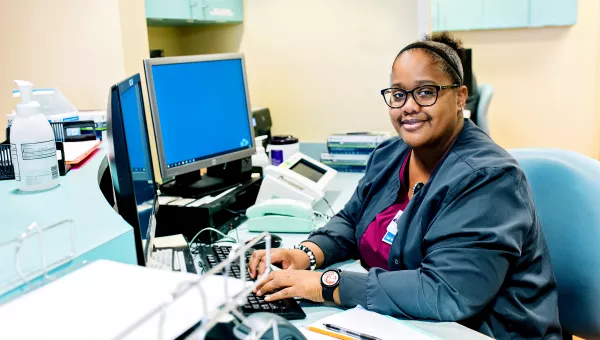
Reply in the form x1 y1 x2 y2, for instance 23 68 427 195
321 270 340 287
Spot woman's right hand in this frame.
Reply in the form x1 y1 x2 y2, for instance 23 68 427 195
247 248 310 279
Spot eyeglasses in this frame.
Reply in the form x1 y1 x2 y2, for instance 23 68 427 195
380 84 460 109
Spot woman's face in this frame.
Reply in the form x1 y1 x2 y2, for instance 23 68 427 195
389 50 467 149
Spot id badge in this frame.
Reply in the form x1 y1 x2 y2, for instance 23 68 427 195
382 209 403 245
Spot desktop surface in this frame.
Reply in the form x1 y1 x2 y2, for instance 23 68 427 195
0 146 137 301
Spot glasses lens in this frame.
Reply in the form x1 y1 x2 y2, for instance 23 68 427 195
414 85 438 106
384 89 406 108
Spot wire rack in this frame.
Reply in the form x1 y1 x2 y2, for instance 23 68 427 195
113 231 285 340
0 219 84 303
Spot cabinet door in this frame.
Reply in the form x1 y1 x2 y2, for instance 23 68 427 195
438 0 484 32
146 0 191 20
190 0 205 21
201 0 243 22
482 0 529 29
530 0 578 27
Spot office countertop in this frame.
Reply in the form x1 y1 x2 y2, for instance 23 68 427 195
0 145 137 301
225 172 492 340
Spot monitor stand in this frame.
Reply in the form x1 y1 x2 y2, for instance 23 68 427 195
161 157 253 198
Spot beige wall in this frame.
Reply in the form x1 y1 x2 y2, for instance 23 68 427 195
239 0 420 141
0 0 122 136
453 0 600 158
147 0 421 142
148 26 185 57
0 0 149 141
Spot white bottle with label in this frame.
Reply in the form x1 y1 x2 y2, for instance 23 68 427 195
251 135 270 170
10 80 60 191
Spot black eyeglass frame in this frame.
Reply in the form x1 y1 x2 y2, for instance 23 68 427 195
380 84 461 109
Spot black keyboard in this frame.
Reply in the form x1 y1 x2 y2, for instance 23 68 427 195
196 244 306 320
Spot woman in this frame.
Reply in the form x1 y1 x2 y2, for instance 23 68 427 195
248 33 561 340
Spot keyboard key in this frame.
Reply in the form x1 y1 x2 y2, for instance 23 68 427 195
196 244 307 320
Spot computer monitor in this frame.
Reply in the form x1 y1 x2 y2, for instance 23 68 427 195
143 53 256 193
106 73 158 266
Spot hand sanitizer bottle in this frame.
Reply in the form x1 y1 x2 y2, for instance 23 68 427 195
251 135 270 170
9 80 60 191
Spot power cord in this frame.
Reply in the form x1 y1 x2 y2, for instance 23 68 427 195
223 208 246 216
188 227 237 248
323 197 335 217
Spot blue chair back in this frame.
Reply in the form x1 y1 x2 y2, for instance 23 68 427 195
476 84 494 135
510 148 600 339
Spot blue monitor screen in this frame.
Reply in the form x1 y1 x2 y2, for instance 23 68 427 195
151 58 253 169
120 82 155 238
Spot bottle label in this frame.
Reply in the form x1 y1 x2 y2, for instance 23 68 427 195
271 149 284 166
14 140 59 186
21 140 57 160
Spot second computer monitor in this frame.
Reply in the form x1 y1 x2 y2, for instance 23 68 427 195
144 53 256 180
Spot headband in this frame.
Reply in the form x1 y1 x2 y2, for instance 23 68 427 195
399 42 464 84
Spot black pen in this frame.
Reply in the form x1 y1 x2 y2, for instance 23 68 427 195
323 323 382 340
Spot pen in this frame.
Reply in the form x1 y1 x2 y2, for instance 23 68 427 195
306 326 356 340
323 323 382 340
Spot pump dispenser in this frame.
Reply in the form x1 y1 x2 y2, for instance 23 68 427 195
9 80 60 191
251 135 270 170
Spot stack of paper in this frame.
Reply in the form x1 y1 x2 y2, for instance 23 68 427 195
64 140 102 165
0 260 250 340
301 306 439 340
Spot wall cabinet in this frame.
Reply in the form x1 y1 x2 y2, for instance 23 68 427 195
431 0 577 32
146 0 243 25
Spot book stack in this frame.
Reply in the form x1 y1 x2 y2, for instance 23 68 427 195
321 132 390 172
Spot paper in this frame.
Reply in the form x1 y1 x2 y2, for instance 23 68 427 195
167 198 196 206
302 306 439 340
0 260 251 340
158 196 180 205
63 140 102 164
154 234 188 249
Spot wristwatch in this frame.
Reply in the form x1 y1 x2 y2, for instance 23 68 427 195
321 269 341 302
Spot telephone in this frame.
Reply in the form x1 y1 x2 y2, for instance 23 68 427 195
255 152 337 206
246 198 316 233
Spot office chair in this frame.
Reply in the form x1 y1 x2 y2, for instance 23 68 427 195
476 84 493 135
510 148 600 340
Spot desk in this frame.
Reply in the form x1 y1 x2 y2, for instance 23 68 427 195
0 146 137 302
228 173 492 340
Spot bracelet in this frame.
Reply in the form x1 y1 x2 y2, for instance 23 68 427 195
293 244 317 271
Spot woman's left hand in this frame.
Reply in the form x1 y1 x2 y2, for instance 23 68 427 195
254 270 324 303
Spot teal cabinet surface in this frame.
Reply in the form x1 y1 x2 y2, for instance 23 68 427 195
482 0 529 29
432 0 577 32
146 0 190 20
438 0 483 32
203 0 243 22
190 0 205 21
530 0 578 27
146 0 243 24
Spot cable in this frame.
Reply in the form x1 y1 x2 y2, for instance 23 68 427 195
188 227 237 247
223 208 246 216
314 211 331 221
323 197 335 217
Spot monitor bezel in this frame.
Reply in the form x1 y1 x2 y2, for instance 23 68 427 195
106 73 158 266
143 53 256 180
